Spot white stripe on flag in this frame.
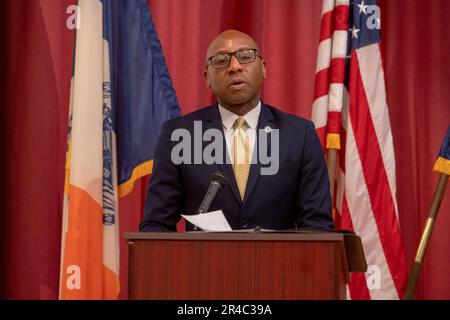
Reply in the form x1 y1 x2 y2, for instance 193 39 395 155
321 0 336 16
312 95 329 129
69 0 103 204
316 38 332 73
331 30 349 59
328 83 345 112
336 0 350 7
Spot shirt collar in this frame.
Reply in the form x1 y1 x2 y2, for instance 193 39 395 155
218 101 261 130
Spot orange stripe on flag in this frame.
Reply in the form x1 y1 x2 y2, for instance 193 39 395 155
61 185 119 299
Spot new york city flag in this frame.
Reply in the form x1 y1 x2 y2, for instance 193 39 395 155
59 0 180 299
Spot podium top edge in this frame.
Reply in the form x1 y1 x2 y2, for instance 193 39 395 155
124 231 345 242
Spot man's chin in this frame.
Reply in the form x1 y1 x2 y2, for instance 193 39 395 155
224 94 252 106
222 101 250 109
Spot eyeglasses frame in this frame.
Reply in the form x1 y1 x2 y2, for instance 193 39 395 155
206 48 263 69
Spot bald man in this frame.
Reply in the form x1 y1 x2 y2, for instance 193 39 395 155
140 30 333 231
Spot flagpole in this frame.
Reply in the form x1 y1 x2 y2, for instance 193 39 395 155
403 173 449 300
326 148 337 219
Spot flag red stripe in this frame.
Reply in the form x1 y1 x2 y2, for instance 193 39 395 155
313 58 346 102
349 272 372 299
326 111 341 133
338 123 347 173
333 5 350 31
348 52 407 297
330 58 346 83
313 67 330 100
340 195 371 300
319 11 333 42
320 5 350 42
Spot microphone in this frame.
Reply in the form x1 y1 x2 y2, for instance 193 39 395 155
196 171 228 215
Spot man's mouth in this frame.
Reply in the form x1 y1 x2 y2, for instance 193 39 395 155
229 79 247 90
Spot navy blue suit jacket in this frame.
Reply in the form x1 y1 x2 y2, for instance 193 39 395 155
139 103 333 231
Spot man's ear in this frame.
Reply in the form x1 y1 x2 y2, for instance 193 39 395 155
203 69 211 88
261 60 267 79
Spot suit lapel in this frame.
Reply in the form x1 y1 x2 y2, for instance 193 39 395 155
242 103 275 205
202 105 242 205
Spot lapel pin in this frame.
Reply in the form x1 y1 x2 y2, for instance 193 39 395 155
264 126 272 133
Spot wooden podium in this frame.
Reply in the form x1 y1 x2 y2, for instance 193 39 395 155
125 231 366 300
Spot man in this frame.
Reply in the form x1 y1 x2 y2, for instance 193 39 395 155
140 30 333 231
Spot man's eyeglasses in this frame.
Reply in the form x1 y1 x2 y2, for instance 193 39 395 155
206 49 261 69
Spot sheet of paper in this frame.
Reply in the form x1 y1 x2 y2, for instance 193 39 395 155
181 210 232 232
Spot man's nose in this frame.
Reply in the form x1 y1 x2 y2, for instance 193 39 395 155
228 55 242 73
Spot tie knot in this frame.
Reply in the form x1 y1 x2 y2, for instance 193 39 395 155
234 116 247 129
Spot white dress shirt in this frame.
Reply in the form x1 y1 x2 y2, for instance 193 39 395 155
218 101 261 164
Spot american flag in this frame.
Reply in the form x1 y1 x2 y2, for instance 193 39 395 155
312 0 408 299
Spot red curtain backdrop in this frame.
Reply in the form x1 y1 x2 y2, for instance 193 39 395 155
0 0 448 299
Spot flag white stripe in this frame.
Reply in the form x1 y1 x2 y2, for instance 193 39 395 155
69 0 103 204
316 39 332 73
331 30 349 59
321 0 350 16
336 0 350 7
316 31 349 74
312 95 329 129
328 83 345 112
322 0 336 16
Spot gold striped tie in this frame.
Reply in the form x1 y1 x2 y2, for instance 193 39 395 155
233 117 251 200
